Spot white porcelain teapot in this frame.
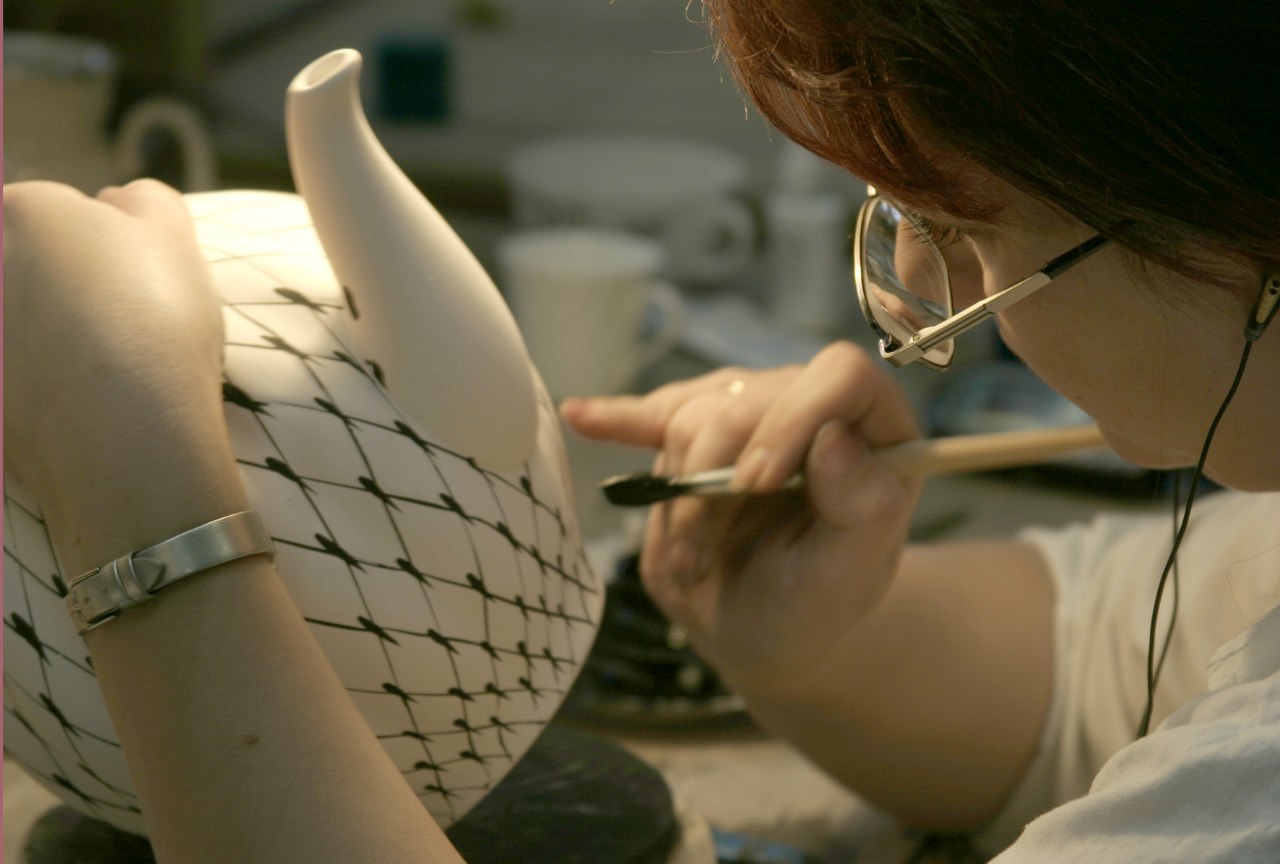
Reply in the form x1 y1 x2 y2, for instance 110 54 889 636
2 49 603 835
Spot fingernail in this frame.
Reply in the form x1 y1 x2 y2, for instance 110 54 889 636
843 473 899 524
816 421 866 477
559 396 599 422
730 446 771 492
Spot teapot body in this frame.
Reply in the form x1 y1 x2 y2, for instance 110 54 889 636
2 190 602 834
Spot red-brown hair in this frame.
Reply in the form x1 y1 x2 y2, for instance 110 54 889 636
702 0 1280 280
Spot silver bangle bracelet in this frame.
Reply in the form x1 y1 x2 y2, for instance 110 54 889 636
65 511 276 635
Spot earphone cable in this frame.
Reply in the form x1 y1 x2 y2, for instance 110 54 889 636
1152 469 1183 686
1137 338 1254 738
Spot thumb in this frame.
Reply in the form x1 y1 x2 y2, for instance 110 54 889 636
805 420 915 531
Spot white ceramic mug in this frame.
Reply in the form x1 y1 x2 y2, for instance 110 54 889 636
3 31 217 192
499 228 686 400
506 134 756 285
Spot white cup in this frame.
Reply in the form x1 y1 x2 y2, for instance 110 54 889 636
506 134 756 285
499 229 686 400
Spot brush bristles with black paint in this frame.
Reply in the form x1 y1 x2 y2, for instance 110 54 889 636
600 425 1108 507
601 466 805 506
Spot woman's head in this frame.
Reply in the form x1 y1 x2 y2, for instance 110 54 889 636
702 0 1280 283
702 0 1280 488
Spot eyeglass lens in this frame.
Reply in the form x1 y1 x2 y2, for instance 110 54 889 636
859 198 954 365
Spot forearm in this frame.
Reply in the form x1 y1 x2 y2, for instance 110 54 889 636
46 431 461 863
86 558 459 864
730 540 1055 832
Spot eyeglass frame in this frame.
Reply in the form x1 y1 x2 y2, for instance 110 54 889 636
852 187 1111 369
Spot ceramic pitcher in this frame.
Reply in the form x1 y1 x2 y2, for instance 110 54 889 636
3 31 217 192
3 48 603 835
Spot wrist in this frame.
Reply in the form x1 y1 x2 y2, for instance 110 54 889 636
40 409 249 578
66 510 274 634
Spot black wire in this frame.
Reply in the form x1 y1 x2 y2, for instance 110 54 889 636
1137 339 1254 738
1152 470 1183 686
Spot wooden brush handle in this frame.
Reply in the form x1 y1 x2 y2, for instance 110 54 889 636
602 424 1111 506
876 424 1108 478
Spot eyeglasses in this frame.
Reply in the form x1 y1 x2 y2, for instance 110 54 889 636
853 187 1110 369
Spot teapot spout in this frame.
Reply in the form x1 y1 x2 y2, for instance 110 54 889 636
285 49 537 469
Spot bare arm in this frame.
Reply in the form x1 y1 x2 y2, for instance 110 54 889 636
63 502 463 864
5 180 465 864
742 539 1054 831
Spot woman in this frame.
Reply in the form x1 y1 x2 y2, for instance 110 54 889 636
5 3 1278 863
566 2 1280 859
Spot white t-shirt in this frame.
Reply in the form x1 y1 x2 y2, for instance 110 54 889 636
979 490 1280 862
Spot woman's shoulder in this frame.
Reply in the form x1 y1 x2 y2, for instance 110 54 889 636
1020 488 1280 577
995 666 1280 864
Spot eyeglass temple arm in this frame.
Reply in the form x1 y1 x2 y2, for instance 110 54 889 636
899 272 1048 357
905 234 1111 356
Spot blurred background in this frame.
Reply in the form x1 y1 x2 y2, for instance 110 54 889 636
3 0 861 236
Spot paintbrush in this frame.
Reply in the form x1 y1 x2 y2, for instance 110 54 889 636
600 424 1108 506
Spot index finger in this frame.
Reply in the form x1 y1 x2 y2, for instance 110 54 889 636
560 393 667 447
558 366 765 448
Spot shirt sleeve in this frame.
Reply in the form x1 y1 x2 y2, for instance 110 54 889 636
973 491 1274 856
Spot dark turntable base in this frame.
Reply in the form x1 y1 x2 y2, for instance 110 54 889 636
22 724 679 864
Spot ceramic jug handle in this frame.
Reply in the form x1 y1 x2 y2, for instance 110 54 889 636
116 97 218 192
635 281 687 370
662 196 756 284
